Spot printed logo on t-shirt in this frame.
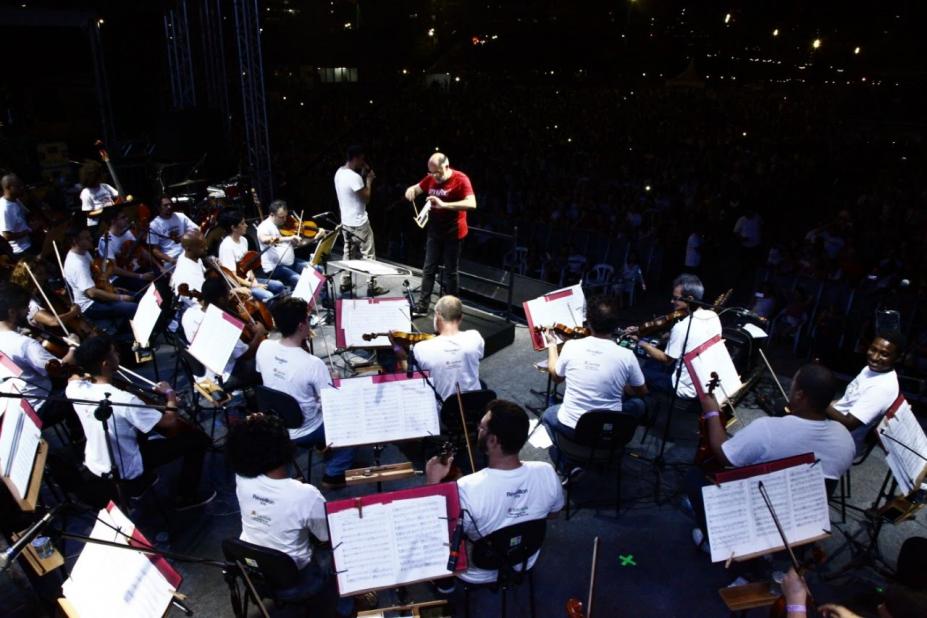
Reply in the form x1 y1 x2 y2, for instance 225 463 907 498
506 488 527 498
252 493 274 505
249 510 273 526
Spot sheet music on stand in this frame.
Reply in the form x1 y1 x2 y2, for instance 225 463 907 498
0 391 42 501
187 304 244 378
701 453 830 563
326 483 465 596
683 334 744 406
292 265 327 305
130 284 164 347
878 395 927 495
336 298 411 348
61 502 181 618
0 352 24 419
320 372 439 447
523 284 586 350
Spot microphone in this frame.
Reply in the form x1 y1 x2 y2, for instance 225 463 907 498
733 307 768 323
446 512 466 572
0 505 63 571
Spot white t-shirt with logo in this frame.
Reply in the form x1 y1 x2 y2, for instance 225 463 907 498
64 250 97 312
665 309 723 399
255 339 331 439
412 330 484 402
722 415 855 480
0 197 32 254
555 337 645 429
148 212 199 260
334 166 368 227
457 462 564 584
218 235 249 271
0 330 55 410
65 380 162 480
256 217 295 272
832 367 900 454
236 474 329 570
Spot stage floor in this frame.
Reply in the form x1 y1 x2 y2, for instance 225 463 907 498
2 272 924 617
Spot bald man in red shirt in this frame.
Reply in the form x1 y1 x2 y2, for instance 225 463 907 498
404 153 477 315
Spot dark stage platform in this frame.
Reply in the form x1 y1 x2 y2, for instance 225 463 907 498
413 304 515 359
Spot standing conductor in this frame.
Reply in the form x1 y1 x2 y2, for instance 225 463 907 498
404 153 476 315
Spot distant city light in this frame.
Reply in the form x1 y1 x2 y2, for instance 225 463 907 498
812 38 821 49
402 69 408 74
454 76 461 82
343 22 352 30
97 18 104 26
742 131 747 137
644 185 651 192
724 13 731 24
772 28 779 37
854 46 861 55
427 28 435 37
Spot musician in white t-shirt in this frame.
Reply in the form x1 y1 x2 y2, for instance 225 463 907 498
399 295 484 402
687 363 854 552
634 273 722 399
541 296 648 472
228 413 353 616
66 334 215 509
79 161 118 226
426 400 563 588
217 209 285 303
827 332 903 455
255 200 310 289
148 197 200 264
170 230 208 306
255 296 354 489
0 174 33 255
334 145 385 296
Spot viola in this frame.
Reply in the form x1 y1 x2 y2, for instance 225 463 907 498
363 331 435 349
236 250 261 278
23 325 72 359
694 372 732 470
91 256 118 294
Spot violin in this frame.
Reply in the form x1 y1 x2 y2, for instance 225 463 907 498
279 214 319 240
693 371 731 472
236 250 261 279
91 256 117 293
534 323 591 340
22 325 73 359
437 441 463 482
363 330 435 347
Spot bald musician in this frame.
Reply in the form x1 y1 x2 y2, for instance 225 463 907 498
170 229 208 306
404 153 476 315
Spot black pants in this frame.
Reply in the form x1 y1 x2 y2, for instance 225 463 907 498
420 233 462 302
136 430 211 501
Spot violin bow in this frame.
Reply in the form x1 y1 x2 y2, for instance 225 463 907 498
758 348 791 408
23 262 72 338
757 481 801 571
587 536 599 618
51 240 75 305
208 257 258 327
455 383 477 473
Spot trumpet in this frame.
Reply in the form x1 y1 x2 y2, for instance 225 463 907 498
411 198 430 229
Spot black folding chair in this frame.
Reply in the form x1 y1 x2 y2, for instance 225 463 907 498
254 385 313 480
463 518 547 618
556 410 639 519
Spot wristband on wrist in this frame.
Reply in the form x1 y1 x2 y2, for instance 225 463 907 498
702 410 720 420
785 605 806 614
164 405 178 412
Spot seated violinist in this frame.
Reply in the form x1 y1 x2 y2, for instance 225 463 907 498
63 225 138 324
97 209 155 293
66 334 215 509
425 400 563 590
148 196 200 265
181 278 265 392
217 209 285 303
0 284 77 414
394 295 484 401
9 258 89 337
255 296 353 490
541 296 648 474
632 273 721 398
686 364 854 552
256 200 310 289
78 161 119 226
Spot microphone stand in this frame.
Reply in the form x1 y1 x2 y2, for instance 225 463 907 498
94 393 128 512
